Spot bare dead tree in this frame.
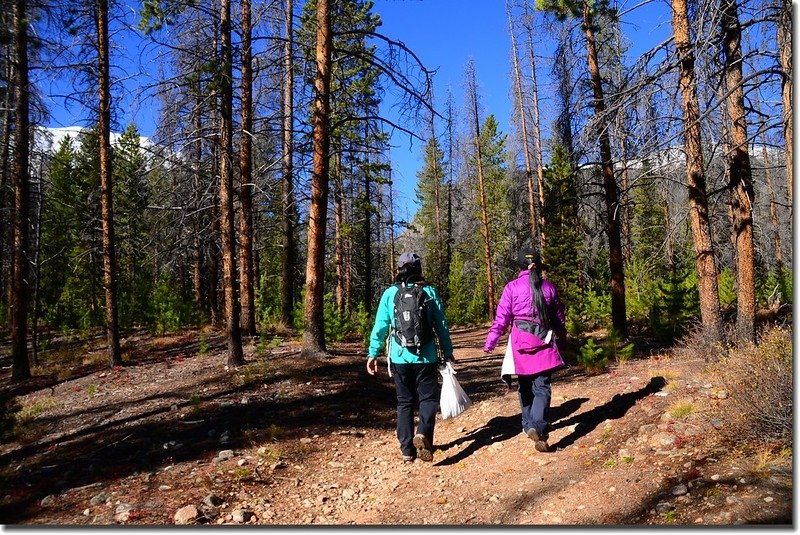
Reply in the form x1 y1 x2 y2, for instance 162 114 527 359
721 0 756 343
280 0 296 328
238 0 256 337
777 0 791 209
508 2 539 245
219 0 244 365
466 60 496 318
671 0 722 339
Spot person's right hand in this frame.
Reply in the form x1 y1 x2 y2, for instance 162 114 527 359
366 357 378 375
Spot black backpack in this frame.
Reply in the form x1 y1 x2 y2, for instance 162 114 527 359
392 283 434 353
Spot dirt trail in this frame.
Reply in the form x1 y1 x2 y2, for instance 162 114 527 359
0 326 791 525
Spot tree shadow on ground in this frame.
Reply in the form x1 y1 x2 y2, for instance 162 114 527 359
434 397 587 466
548 376 667 451
0 350 400 523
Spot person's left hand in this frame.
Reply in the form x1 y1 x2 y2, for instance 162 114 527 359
366 358 378 375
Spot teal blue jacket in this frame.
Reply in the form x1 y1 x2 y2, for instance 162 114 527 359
368 282 454 364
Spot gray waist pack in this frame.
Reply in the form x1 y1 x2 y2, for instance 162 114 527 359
513 319 551 343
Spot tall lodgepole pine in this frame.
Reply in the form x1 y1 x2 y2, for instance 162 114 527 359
582 1 627 338
671 0 722 339
219 0 244 366
522 2 547 250
302 0 332 358
466 62 496 318
281 0 296 328
777 0 792 209
10 0 30 381
754 88 783 268
192 86 205 313
238 0 256 337
721 0 756 343
507 3 539 244
426 90 445 290
96 0 122 367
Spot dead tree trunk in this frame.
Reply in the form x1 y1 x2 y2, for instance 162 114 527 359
508 6 539 244
333 148 345 311
238 0 256 337
721 0 756 343
777 0 792 209
583 1 627 338
219 0 244 366
192 88 205 313
467 63 496 318
280 0 296 329
523 4 547 250
671 0 722 338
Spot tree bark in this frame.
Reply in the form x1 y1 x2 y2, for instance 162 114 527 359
508 7 539 245
302 0 332 358
523 5 547 250
333 149 345 311
671 0 722 339
426 95 444 291
281 0 296 328
363 123 374 313
777 0 792 209
219 0 244 366
192 88 205 313
96 0 122 367
721 0 756 343
0 55 11 317
10 0 30 381
238 0 256 337
468 64 496 318
583 1 627 338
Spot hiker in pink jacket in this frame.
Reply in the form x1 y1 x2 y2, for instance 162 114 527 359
483 248 566 452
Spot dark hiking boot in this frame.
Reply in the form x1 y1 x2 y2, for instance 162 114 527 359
526 428 550 453
413 434 433 462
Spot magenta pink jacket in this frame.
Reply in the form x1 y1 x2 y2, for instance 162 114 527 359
483 270 567 352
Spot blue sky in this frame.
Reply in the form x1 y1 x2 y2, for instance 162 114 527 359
371 0 673 220
373 0 516 221
43 0 673 221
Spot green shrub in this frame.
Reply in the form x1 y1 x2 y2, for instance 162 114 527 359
577 338 608 372
577 289 611 331
757 266 793 308
604 328 634 366
717 268 737 309
709 326 792 449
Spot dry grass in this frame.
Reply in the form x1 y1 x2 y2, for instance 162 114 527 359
709 325 792 449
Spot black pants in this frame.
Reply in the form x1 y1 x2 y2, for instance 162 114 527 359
390 362 439 456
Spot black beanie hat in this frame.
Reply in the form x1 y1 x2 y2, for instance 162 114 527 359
516 248 541 269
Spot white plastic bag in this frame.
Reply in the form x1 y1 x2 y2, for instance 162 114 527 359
439 362 472 419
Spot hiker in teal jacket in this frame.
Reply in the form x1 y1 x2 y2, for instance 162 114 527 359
367 252 454 463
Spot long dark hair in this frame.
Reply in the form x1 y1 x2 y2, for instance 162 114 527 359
529 266 551 330
518 248 550 329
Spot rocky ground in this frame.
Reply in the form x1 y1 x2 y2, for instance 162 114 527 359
0 326 792 526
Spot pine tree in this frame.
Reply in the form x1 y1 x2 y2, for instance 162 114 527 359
541 144 582 313
415 137 448 290
113 124 151 328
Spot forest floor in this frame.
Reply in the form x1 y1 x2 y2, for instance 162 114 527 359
0 324 792 527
